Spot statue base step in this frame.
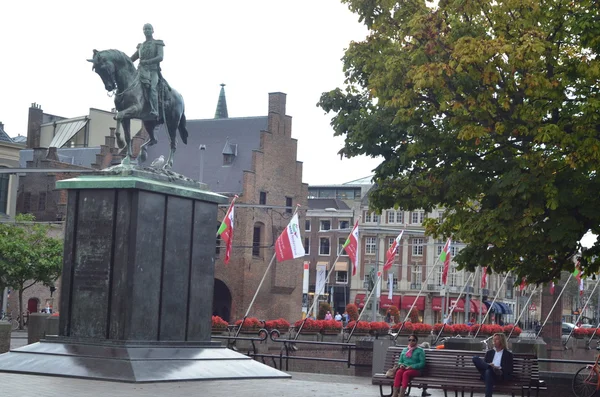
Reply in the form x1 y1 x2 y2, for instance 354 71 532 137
0 338 289 382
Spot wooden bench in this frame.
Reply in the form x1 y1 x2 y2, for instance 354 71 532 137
372 346 547 397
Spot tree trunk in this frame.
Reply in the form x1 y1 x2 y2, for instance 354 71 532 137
18 288 24 330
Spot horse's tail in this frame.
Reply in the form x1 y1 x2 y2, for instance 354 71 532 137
179 112 189 144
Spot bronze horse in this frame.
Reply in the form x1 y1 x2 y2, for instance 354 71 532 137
88 49 188 168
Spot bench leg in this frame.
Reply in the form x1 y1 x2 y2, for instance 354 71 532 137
379 384 393 397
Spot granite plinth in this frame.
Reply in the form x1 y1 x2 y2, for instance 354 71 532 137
0 339 289 382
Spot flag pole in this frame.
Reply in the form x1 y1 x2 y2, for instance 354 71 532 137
235 205 300 338
536 273 573 339
508 286 537 339
347 273 382 341
392 258 441 342
295 217 361 339
474 272 511 338
565 277 600 346
295 245 345 339
433 273 475 345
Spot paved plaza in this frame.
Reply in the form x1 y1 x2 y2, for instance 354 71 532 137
4 332 490 396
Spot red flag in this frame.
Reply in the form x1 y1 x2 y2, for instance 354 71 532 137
440 238 451 285
481 267 487 288
275 213 305 262
383 230 404 272
549 281 555 295
217 195 237 264
519 277 527 291
342 221 360 275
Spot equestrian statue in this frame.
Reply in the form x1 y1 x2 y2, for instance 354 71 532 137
87 23 188 169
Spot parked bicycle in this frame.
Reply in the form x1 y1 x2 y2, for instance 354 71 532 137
572 346 600 397
0 311 19 331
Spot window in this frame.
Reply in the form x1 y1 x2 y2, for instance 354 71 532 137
412 238 424 256
336 271 348 283
373 213 380 223
223 153 234 165
387 211 395 223
339 220 350 230
436 266 443 285
438 211 444 223
364 211 371 223
22 192 31 213
259 191 267 205
320 220 331 231
449 266 459 287
388 237 396 249
319 238 330 255
285 197 292 214
412 264 422 287
304 237 310 255
38 192 46 212
305 219 311 231
0 172 8 214
215 224 221 255
396 211 404 223
338 238 348 256
411 210 425 224
365 237 376 254
252 226 261 257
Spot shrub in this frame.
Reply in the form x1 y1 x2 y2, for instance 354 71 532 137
234 317 261 330
408 307 420 323
321 319 343 332
212 315 228 329
346 320 371 332
392 321 414 333
453 324 470 335
388 305 400 323
294 318 322 332
265 318 290 330
412 323 432 334
346 303 359 321
370 321 390 334
433 323 454 334
318 302 332 320
503 324 522 336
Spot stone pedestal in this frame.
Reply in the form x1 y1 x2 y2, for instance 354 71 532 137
0 169 289 382
27 313 51 344
0 322 11 353
540 284 562 372
354 337 374 377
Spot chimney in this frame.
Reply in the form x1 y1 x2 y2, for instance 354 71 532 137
27 103 44 149
268 92 287 115
47 147 59 161
0 122 4 131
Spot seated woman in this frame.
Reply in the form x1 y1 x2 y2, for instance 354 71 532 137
393 334 426 397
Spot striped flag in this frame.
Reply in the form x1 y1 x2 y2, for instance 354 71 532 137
217 195 237 264
481 267 488 288
383 230 404 272
275 213 305 262
549 281 555 295
519 277 527 292
343 220 360 275
440 238 452 285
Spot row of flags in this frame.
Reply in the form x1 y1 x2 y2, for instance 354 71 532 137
216 197 456 285
217 197 581 295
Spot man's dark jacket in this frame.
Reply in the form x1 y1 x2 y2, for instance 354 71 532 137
484 348 513 380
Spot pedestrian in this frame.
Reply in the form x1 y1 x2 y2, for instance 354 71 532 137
334 312 342 322
325 311 333 320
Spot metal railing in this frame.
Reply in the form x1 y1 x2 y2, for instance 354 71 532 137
212 326 372 371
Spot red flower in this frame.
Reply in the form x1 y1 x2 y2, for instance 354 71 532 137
294 318 322 332
370 321 391 333
346 320 371 332
321 319 343 332
392 321 414 332
433 323 454 334
265 318 290 330
212 315 228 329
453 324 470 335
234 317 261 329
503 324 521 336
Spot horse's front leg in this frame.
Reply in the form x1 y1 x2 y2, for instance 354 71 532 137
120 118 136 166
114 118 125 149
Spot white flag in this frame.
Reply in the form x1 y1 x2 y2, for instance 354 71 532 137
388 272 393 300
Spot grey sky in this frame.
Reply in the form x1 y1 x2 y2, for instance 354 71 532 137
0 0 381 184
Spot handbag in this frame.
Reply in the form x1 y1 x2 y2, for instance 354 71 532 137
385 364 399 378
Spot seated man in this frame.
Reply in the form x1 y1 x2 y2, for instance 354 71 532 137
472 333 514 397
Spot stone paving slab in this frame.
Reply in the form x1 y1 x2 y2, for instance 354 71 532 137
0 370 498 397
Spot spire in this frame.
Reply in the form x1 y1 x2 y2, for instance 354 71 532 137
214 83 229 119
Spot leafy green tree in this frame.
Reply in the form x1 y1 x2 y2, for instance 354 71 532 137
319 0 600 284
0 214 62 329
